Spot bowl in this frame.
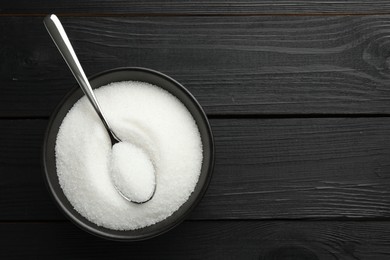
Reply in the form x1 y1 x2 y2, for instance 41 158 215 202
43 67 214 241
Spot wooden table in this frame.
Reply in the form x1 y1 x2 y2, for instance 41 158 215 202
2 2 390 259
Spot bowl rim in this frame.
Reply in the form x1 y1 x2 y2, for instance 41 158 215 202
42 67 215 241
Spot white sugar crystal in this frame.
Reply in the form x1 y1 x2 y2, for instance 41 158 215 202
55 81 203 230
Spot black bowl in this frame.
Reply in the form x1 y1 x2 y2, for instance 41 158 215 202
43 67 214 241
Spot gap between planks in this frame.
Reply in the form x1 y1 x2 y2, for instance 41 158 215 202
4 114 390 120
2 12 390 17
1 217 390 224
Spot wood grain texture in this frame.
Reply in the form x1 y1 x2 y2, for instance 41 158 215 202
2 118 390 220
1 221 390 259
3 16 390 117
0 120 63 220
3 1 390 15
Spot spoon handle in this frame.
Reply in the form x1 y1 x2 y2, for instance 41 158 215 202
43 14 118 142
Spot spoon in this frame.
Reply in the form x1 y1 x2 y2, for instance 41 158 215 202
43 14 156 204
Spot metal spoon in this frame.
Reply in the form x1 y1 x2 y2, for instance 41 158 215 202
43 14 156 204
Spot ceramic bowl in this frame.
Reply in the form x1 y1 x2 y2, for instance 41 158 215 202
43 67 214 241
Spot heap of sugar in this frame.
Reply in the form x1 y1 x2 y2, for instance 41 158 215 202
110 142 155 203
55 81 203 230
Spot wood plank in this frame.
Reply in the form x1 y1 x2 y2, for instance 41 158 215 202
3 16 390 117
1 221 390 259
3 1 390 15
2 118 390 220
0 120 63 220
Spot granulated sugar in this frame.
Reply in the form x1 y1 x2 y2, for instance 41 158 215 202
55 81 203 230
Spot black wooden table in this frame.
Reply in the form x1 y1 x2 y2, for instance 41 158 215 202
2 2 390 259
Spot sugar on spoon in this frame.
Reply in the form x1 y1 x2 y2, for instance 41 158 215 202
43 14 156 204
